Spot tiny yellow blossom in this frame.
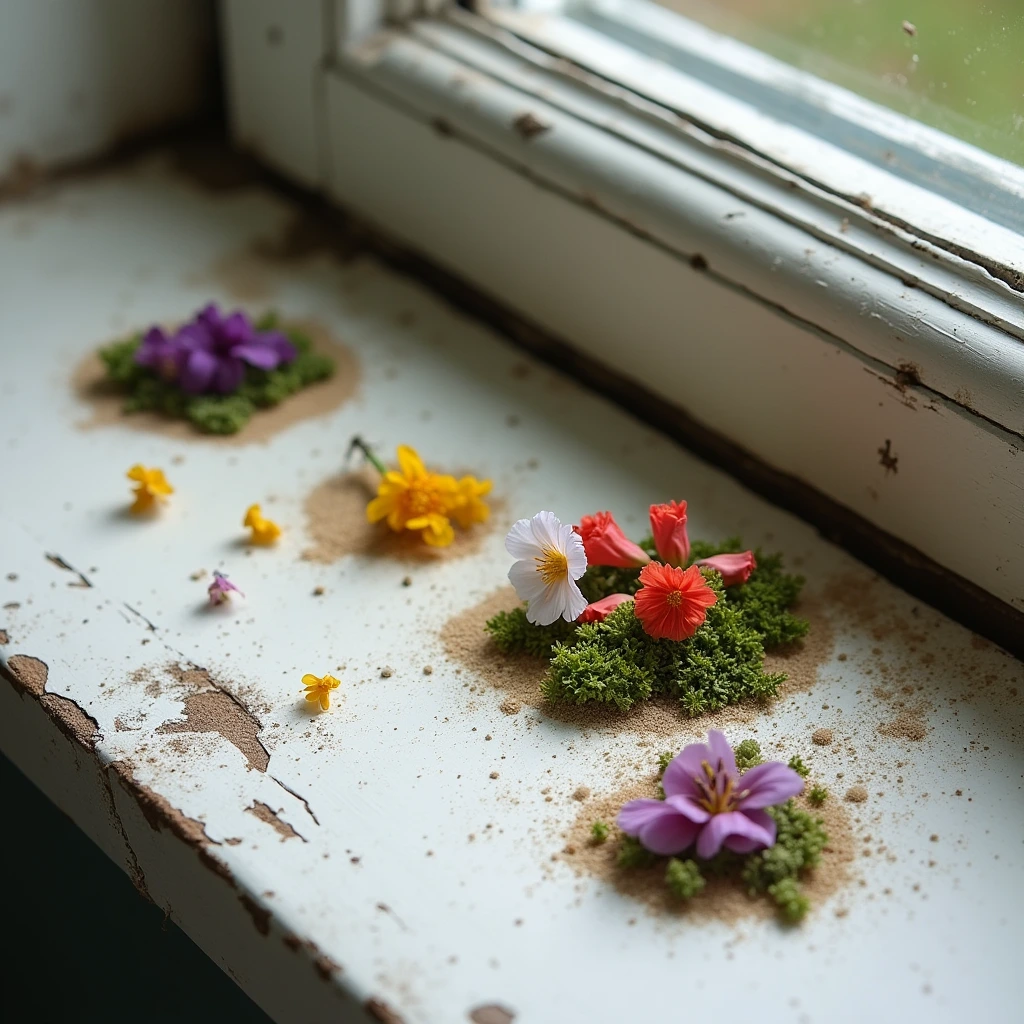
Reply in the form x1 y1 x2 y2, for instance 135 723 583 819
366 445 460 547
450 475 493 530
302 672 340 711
244 503 281 545
127 464 173 514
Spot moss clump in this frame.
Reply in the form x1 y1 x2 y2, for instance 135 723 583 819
787 755 811 778
614 748 828 923
590 821 610 844
541 574 785 716
733 738 764 771
808 784 829 806
485 534 806 720
97 314 334 435
665 858 705 901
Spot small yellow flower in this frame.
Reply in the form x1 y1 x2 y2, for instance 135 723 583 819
301 672 340 711
127 464 173 514
366 445 460 547
244 503 281 545
450 475 492 530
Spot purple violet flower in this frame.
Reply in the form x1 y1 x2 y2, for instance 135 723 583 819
617 730 804 858
174 304 296 395
208 571 244 606
134 326 186 382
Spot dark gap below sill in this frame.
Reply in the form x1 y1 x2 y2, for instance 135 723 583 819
6 130 1021 660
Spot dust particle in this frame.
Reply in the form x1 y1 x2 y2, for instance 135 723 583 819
812 728 834 746
845 785 869 803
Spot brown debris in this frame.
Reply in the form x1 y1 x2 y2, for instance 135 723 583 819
845 785 869 803
239 894 271 936
3 654 100 749
812 727 834 746
366 998 405 1023
877 708 928 741
470 1007 515 1024
513 112 551 139
4 653 48 696
301 467 498 564
247 801 302 841
877 439 898 474
73 320 359 445
0 629 9 645
157 684 269 772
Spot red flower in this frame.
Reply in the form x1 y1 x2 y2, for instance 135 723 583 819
579 593 634 623
576 511 650 569
633 563 717 641
649 501 690 567
695 551 757 587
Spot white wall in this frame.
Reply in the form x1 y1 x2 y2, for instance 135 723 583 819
0 0 214 177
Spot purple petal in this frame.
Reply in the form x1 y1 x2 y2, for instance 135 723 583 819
664 793 711 824
134 326 170 366
696 810 775 859
197 303 223 330
178 321 213 352
662 740 713 798
180 347 217 393
232 342 281 370
220 311 254 345
736 762 805 810
264 331 297 364
722 809 776 854
214 357 245 394
617 798 671 836
640 813 701 856
706 729 738 776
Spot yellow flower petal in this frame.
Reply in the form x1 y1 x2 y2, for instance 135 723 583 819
396 445 426 480
366 494 394 524
127 464 147 483
301 674 321 687
319 692 331 710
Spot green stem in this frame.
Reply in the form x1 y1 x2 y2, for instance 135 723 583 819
349 435 388 476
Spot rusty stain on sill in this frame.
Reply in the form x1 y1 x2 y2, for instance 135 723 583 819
282 933 344 981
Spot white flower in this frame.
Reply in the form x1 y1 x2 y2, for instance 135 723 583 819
505 511 588 625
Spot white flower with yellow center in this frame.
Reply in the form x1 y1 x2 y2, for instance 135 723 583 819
506 511 588 625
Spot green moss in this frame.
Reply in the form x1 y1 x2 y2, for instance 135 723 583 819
590 821 610 843
787 755 811 778
767 877 811 923
617 836 657 869
741 800 827 895
665 858 705 901
656 751 673 776
484 606 576 658
542 582 783 716
97 317 335 436
808 784 829 806
733 738 764 771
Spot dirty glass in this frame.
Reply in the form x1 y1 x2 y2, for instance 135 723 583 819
650 0 1023 166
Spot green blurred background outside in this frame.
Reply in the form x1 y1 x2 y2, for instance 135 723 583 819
658 0 1023 166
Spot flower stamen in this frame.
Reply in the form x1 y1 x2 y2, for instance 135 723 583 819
535 548 569 585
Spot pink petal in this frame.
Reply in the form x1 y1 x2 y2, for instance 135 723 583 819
639 811 701 856
617 798 670 835
696 810 775 858
736 762 805 809
706 729 738 776
233 342 280 370
664 793 711 824
722 809 776 854
662 740 713 798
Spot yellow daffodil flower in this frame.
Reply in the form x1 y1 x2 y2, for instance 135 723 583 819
302 672 341 711
127 464 173 514
244 503 282 545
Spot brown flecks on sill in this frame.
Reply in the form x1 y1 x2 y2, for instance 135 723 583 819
470 1006 516 1024
366 997 406 1023
156 682 270 773
878 439 898 474
44 552 92 587
246 800 303 841
239 894 271 936
512 112 550 139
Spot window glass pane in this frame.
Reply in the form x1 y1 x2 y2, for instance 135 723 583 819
649 0 1023 166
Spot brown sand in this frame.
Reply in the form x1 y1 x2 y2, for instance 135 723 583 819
440 586 835 738
301 467 499 564
563 777 855 923
812 727 834 746
72 319 359 445
845 785 869 803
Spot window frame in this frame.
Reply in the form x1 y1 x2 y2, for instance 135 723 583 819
221 0 1024 636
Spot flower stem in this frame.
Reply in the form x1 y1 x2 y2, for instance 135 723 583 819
348 435 388 476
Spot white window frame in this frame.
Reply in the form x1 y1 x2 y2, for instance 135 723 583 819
220 0 1024 647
